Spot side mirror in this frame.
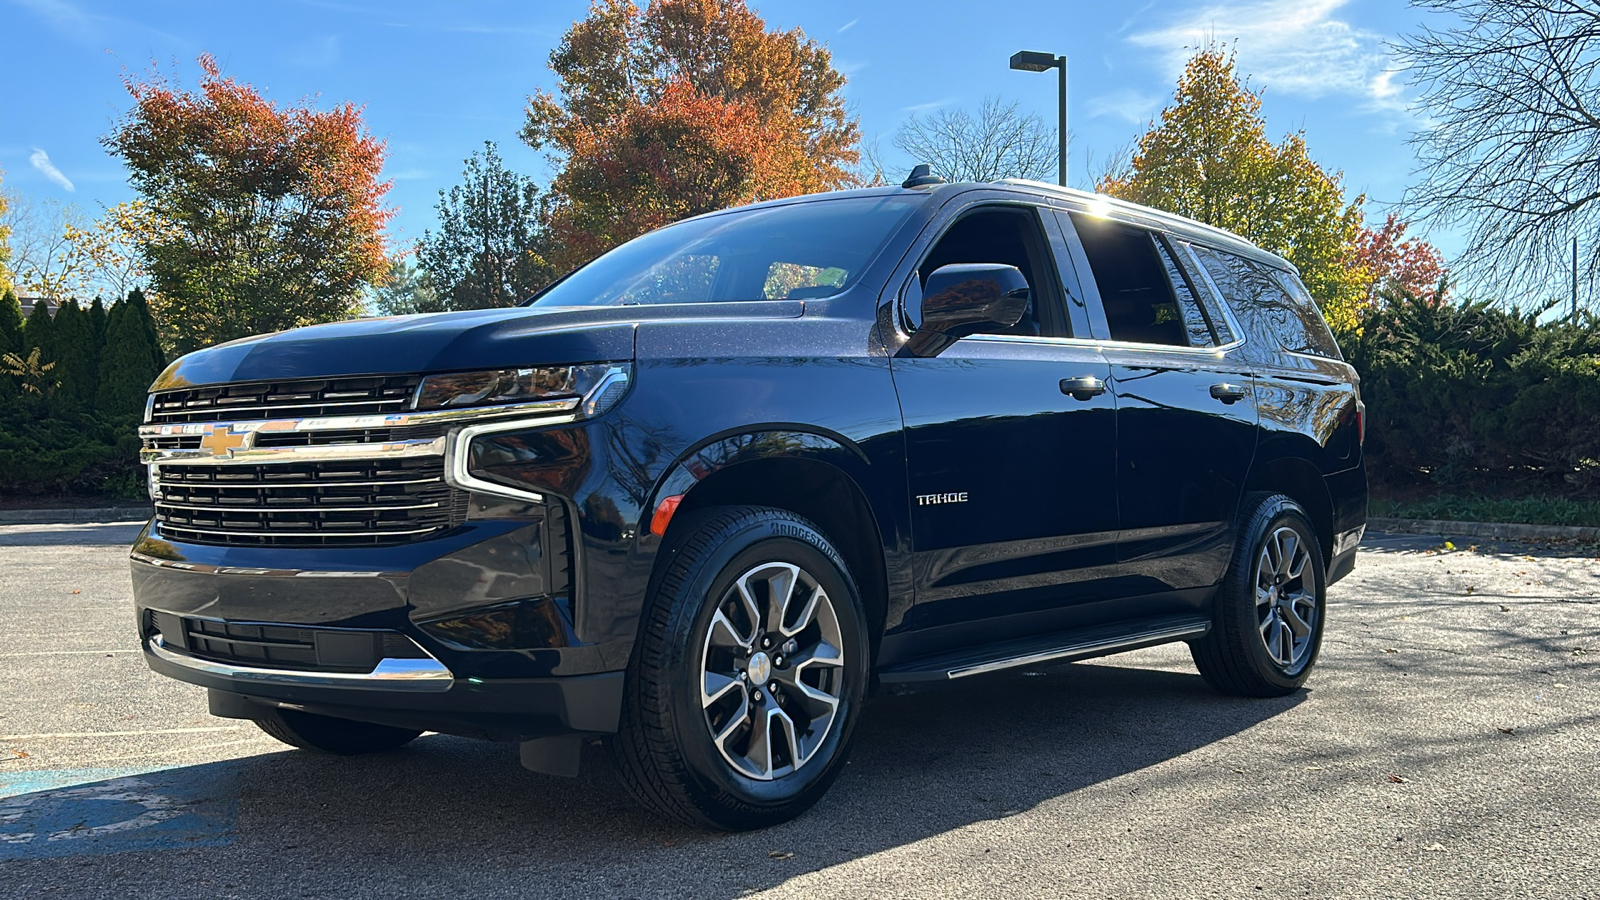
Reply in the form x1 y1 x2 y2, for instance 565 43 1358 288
905 263 1030 357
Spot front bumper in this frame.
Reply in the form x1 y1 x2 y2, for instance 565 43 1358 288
131 511 628 740
144 631 622 740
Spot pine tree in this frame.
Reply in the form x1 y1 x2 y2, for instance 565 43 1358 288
98 294 163 417
23 298 54 358
0 289 22 357
123 288 165 370
87 297 108 359
0 288 22 396
51 300 99 409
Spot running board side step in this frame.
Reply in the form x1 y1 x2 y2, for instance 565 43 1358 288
877 615 1211 684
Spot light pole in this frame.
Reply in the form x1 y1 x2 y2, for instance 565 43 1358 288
1009 50 1067 187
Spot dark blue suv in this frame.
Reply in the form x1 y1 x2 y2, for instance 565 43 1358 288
131 175 1366 830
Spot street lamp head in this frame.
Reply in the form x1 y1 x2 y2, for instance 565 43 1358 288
1009 50 1058 72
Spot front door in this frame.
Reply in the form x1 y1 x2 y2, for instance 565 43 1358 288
888 203 1121 661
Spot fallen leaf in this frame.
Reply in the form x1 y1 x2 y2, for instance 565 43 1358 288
767 851 794 860
1497 727 1515 735
1384 648 1398 654
1499 605 1511 612
1387 774 1408 784
1466 586 1475 595
1443 541 1455 550
1425 843 1446 853
70 589 80 594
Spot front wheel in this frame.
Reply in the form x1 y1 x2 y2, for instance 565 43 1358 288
1191 493 1327 697
613 506 870 831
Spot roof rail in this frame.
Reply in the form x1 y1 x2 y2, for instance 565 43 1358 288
994 178 1282 264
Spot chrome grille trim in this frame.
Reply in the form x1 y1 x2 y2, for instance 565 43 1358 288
138 396 581 441
142 437 446 466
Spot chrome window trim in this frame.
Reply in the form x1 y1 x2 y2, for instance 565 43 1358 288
139 396 582 440
966 332 1245 359
1175 240 1250 346
148 634 454 692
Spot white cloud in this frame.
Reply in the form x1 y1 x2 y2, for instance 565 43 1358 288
838 18 858 33
1129 0 1407 114
1086 88 1163 124
29 148 74 192
903 97 958 113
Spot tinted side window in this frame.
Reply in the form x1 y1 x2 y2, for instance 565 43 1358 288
1070 213 1213 347
1191 245 1342 360
915 206 1068 338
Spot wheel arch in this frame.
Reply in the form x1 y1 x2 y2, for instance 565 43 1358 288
646 431 892 658
1244 454 1334 565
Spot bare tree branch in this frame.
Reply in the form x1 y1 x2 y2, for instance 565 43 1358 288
891 96 1060 183
1400 0 1600 298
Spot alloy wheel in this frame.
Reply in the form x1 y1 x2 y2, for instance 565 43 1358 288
699 561 846 781
1255 525 1318 670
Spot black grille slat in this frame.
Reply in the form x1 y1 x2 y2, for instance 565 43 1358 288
153 457 464 547
149 376 420 424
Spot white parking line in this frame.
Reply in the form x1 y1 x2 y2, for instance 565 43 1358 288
0 650 132 657
0 727 244 741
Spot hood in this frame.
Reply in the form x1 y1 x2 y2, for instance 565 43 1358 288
152 300 803 389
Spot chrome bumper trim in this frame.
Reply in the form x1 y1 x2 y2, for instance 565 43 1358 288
147 634 454 692
141 437 447 466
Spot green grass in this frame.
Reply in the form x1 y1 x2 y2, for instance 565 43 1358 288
1370 495 1600 528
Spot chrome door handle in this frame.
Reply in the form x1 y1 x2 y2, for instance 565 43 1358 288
1210 382 1247 404
1060 375 1107 401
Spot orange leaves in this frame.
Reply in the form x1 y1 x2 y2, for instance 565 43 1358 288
525 0 858 271
1353 213 1448 305
105 54 393 351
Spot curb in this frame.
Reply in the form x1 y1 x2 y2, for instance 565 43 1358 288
0 507 153 526
1369 516 1600 543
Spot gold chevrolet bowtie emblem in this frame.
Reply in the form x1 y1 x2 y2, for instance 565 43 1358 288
199 425 250 458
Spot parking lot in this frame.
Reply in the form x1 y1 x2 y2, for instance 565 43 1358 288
1 521 1595 899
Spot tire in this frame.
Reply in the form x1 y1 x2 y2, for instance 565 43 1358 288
252 708 422 755
613 505 871 831
1190 492 1327 697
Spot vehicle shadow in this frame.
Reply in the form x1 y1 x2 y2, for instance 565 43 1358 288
0 660 1300 898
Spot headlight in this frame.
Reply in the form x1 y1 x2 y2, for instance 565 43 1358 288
413 364 629 415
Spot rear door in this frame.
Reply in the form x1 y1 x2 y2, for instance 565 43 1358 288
887 199 1120 660
1058 211 1258 605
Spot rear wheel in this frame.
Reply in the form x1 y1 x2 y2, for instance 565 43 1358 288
252 708 422 755
1191 492 1326 697
614 506 869 831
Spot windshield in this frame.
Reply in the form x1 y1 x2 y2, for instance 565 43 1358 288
532 195 924 307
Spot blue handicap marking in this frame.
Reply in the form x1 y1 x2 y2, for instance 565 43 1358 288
0 766 238 859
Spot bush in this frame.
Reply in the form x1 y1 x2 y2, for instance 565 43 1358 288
1341 293 1600 495
0 400 144 498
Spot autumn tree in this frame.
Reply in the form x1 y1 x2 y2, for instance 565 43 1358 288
522 0 859 269
1100 46 1367 327
893 97 1057 183
104 54 393 353
416 142 551 309
1353 214 1448 305
0 165 12 294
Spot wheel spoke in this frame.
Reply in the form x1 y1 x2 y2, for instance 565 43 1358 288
710 692 749 746
1277 532 1298 577
703 671 742 709
708 610 752 651
780 584 824 638
733 579 763 641
1279 595 1314 638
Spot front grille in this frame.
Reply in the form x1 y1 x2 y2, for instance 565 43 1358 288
154 457 468 546
149 375 420 424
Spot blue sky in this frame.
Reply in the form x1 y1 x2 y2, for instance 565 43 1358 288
0 0 1450 253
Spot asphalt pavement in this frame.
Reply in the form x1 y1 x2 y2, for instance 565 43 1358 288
0 522 1595 899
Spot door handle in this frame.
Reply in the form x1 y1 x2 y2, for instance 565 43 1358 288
1210 382 1247 404
1060 375 1107 401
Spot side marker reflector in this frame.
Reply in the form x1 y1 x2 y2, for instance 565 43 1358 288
650 494 685 537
